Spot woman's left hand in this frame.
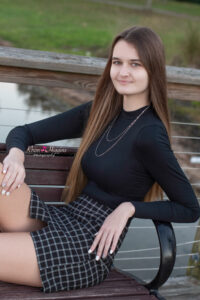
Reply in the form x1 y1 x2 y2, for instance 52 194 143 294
88 202 135 260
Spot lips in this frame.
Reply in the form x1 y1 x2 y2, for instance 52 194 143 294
118 80 131 84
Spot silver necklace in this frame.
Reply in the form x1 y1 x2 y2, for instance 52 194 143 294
95 105 150 157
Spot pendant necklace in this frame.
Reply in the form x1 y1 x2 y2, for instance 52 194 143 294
94 105 150 157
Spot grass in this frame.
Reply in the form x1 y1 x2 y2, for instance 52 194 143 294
0 0 199 67
110 0 200 17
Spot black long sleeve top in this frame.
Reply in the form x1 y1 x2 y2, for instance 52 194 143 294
6 100 200 223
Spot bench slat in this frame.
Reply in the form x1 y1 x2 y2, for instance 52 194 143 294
0 152 75 170
25 170 68 185
0 270 157 300
28 187 64 202
25 155 73 170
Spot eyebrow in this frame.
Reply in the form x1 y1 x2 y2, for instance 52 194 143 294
112 57 141 62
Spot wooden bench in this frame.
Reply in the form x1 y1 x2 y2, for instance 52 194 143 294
0 143 176 300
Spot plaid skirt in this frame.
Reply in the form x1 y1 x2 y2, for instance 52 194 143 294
29 188 129 293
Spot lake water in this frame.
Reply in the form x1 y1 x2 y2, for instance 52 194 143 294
0 82 200 299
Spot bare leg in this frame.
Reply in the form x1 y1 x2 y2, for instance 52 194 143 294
0 162 45 287
0 162 46 232
0 232 42 287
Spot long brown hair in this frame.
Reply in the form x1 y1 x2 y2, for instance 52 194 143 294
61 25 171 204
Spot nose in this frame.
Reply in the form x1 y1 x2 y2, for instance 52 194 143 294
119 64 130 76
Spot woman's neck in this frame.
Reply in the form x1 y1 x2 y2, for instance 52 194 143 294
123 97 150 112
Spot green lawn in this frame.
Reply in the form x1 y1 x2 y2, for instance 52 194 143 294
110 0 200 17
0 0 199 67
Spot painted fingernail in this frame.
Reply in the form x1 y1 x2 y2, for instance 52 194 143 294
6 191 10 196
3 170 6 174
110 249 113 254
1 189 6 195
2 183 6 187
95 255 100 261
17 184 21 188
88 249 92 254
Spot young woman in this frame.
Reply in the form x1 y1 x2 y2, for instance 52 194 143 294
1 25 200 293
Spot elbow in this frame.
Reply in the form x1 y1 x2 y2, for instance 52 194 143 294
179 205 200 223
189 207 200 223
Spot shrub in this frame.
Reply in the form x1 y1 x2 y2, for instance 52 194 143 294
180 22 200 68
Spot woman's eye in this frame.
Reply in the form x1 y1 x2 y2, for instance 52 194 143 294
112 61 140 67
112 61 120 65
132 63 140 67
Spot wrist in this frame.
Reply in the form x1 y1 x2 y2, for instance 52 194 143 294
118 202 135 219
9 147 25 162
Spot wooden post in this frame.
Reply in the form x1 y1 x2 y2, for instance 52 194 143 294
146 0 152 10
187 222 200 280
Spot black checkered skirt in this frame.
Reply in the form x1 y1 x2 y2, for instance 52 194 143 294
29 188 129 293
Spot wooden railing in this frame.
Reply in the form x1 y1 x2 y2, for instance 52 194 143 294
0 46 199 101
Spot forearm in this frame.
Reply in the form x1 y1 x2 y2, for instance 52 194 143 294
6 125 33 153
131 199 200 223
6 100 93 154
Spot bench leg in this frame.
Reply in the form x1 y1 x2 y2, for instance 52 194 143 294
0 232 42 287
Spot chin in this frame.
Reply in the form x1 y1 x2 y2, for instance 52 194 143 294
116 89 138 96
115 86 131 93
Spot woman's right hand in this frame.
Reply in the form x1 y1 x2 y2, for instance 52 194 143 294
1 147 26 195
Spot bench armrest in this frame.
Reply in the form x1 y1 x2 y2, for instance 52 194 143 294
114 219 176 293
144 220 176 290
